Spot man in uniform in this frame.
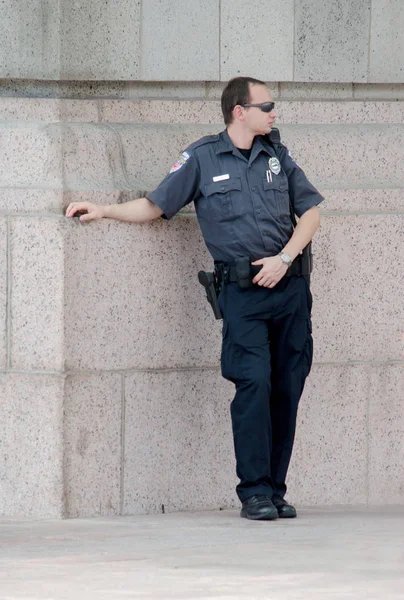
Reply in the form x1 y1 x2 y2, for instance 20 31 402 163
66 77 323 521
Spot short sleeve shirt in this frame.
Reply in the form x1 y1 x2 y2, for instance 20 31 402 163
146 129 324 262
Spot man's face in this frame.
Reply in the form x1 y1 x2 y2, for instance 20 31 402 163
240 84 277 135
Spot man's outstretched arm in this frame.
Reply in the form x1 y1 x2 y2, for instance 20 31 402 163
65 197 163 223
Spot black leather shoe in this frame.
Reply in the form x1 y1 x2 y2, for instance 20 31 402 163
272 495 297 518
240 494 278 520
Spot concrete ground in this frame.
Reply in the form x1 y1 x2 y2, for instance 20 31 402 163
0 507 403 600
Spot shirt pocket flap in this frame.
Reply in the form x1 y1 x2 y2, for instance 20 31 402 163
205 178 242 196
262 177 288 192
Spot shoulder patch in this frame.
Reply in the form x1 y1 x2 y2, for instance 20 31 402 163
169 151 190 173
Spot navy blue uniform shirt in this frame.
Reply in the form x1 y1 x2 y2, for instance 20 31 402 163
147 129 324 262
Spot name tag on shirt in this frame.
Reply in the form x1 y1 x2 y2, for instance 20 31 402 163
212 174 230 182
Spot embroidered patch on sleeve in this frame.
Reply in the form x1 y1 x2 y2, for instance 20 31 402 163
169 151 190 173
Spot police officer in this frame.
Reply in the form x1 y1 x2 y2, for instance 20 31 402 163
66 76 323 521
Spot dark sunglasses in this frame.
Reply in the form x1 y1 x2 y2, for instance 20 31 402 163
240 101 275 113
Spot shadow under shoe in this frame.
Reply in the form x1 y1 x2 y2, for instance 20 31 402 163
272 494 297 518
240 494 278 521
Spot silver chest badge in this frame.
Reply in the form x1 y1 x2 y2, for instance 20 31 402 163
268 157 281 175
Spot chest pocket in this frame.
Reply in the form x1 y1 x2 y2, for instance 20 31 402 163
204 177 243 222
262 173 290 220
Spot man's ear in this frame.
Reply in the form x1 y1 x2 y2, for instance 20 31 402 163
233 105 244 121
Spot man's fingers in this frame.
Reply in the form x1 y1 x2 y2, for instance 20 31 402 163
66 202 89 217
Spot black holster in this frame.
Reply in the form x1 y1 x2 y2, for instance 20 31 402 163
198 270 223 320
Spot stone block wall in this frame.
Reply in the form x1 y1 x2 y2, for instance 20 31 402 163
1 1 404 82
0 81 403 517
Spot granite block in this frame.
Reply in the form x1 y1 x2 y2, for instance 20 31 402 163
10 217 65 370
311 215 404 363
280 124 404 189
60 0 141 80
368 365 404 504
99 100 222 125
0 98 99 122
319 189 404 213
141 1 219 81
64 373 122 517
0 218 7 370
0 374 64 518
123 370 236 514
277 101 404 125
0 80 128 100
369 1 404 83
0 123 62 188
294 0 370 82
128 82 206 100
280 83 353 100
64 217 220 371
221 1 294 81
287 364 368 505
61 123 129 190
0 190 63 214
0 0 59 79
353 84 404 100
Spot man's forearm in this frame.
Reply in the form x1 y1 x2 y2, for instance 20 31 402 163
103 197 163 223
282 206 320 261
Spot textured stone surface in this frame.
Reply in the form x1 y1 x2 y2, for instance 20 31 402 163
221 1 294 81
0 219 7 370
287 364 368 505
294 1 370 82
0 123 62 188
0 98 98 122
278 102 404 124
369 1 404 83
10 218 65 370
311 215 404 363
0 374 64 518
128 82 206 100
123 369 236 514
320 189 404 213
280 124 404 189
368 365 404 504
141 1 219 80
61 123 129 190
64 217 220 371
0 80 128 99
280 83 353 100
0 1 59 79
99 100 222 124
60 1 141 80
0 190 63 213
354 84 404 100
64 374 122 517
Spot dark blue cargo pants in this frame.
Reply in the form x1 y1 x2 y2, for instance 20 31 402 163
219 274 313 502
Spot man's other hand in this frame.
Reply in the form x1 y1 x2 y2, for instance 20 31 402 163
251 256 289 288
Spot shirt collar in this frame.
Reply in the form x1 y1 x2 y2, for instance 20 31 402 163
215 130 273 163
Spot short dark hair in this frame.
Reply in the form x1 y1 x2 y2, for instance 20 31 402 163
221 77 266 125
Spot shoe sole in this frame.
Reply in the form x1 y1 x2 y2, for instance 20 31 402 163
277 512 297 519
240 508 278 521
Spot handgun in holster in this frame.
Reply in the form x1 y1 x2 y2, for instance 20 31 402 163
198 270 223 320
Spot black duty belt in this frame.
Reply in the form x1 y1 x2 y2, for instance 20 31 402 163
215 258 306 284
